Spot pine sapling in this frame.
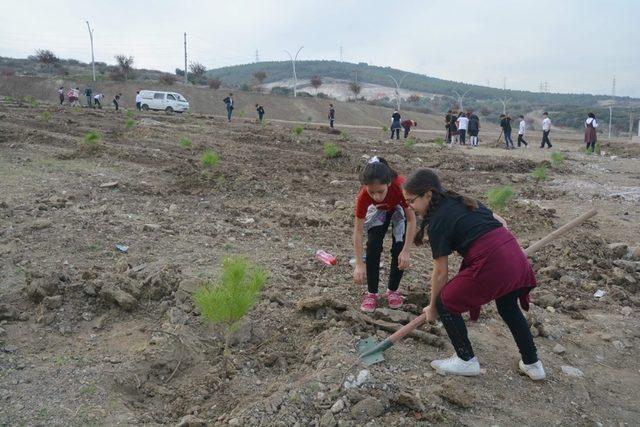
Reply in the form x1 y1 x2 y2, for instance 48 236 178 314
193 256 268 374
486 185 514 211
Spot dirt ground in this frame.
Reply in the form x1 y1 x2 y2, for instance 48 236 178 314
1 98 639 427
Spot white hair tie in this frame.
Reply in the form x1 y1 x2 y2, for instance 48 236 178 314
368 156 380 164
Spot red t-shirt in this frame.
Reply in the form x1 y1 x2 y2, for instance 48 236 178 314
355 176 408 219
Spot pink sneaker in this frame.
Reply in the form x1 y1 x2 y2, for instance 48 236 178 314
385 290 403 309
360 293 378 312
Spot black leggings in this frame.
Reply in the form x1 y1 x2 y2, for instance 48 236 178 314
390 128 400 139
586 140 596 152
436 289 538 364
366 212 405 294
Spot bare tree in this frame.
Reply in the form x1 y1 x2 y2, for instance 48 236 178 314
208 78 222 89
188 62 207 85
35 49 59 73
310 76 322 96
253 71 267 85
349 82 361 101
114 55 134 81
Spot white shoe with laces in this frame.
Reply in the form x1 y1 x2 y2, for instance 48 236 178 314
430 354 481 376
519 360 546 380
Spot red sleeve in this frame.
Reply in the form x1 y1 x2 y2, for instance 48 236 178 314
355 186 371 219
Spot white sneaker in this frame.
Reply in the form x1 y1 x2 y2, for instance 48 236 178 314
430 354 480 376
519 360 546 380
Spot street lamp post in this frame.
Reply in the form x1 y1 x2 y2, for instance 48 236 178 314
284 46 303 97
387 74 407 111
452 89 471 112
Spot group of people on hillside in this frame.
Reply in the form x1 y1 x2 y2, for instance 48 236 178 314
498 112 553 149
445 110 481 146
56 86 121 110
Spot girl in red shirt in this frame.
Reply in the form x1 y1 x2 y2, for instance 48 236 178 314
353 157 416 312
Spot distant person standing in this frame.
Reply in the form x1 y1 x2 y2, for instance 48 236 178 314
256 103 265 123
84 87 93 107
93 93 103 109
540 112 552 148
58 86 64 105
517 115 528 147
135 90 142 110
450 110 459 144
500 114 515 149
401 119 417 138
113 93 121 111
73 87 81 106
445 110 453 143
584 112 598 152
390 110 402 140
223 93 234 122
456 113 469 145
468 111 480 146
328 104 336 128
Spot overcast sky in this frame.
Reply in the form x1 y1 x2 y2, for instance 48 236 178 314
0 0 638 97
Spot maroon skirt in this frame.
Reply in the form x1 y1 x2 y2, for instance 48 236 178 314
439 227 536 320
584 124 597 144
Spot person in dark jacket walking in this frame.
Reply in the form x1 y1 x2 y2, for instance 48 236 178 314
390 111 402 140
401 119 417 138
256 104 265 123
328 104 335 128
223 93 234 122
58 86 65 105
500 114 515 149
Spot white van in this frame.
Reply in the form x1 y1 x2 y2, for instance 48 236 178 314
139 90 189 113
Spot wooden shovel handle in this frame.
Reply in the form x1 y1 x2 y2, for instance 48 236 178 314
524 208 597 256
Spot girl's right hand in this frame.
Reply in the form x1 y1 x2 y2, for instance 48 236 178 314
353 263 366 284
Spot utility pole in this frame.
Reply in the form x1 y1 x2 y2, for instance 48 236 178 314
255 49 259 63
284 46 303 97
340 46 343 62
500 78 510 114
612 76 616 97
608 106 612 139
387 73 407 111
85 21 96 82
184 32 188 85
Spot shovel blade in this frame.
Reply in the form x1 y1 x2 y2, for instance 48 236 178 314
356 336 386 366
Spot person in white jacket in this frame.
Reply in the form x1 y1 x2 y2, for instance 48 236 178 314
540 112 552 148
517 115 528 147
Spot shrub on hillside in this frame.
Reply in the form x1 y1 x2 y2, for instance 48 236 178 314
159 74 177 85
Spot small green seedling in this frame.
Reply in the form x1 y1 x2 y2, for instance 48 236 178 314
486 185 514 211
80 131 101 152
41 111 52 122
531 165 548 182
239 110 245 118
201 150 220 168
126 110 135 119
307 116 313 123
293 126 304 137
550 151 564 166
340 130 351 141
125 118 135 129
180 137 193 149
3 96 14 103
324 142 342 159
193 256 268 373
433 137 445 147
382 125 389 133
404 137 415 151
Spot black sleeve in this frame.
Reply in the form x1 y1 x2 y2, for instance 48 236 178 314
428 221 453 259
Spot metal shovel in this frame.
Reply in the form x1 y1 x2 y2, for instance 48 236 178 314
356 208 597 366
